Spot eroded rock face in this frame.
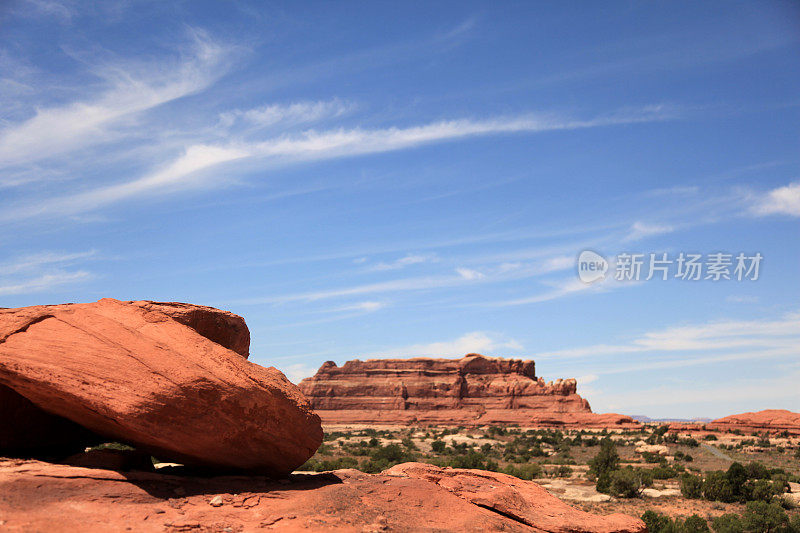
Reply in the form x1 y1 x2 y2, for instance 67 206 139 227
128 300 250 358
0 458 646 533
0 298 321 474
299 354 638 428
709 409 800 435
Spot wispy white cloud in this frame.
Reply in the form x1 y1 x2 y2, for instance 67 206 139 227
623 221 675 242
3 106 672 221
455 267 485 280
219 99 353 129
0 30 229 173
233 253 582 305
0 250 96 276
371 331 524 358
540 311 800 359
751 181 800 217
368 253 433 271
331 301 386 313
0 270 92 296
0 249 97 296
487 277 607 307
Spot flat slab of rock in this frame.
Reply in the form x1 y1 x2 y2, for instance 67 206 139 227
0 459 646 532
386 463 644 533
709 409 800 435
0 298 321 475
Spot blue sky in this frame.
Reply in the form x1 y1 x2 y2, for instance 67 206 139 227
1 1 798 418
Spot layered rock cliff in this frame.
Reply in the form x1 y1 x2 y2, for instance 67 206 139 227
299 353 637 428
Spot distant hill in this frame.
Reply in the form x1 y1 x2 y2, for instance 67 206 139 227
631 415 713 424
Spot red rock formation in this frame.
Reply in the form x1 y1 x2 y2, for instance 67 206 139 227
128 300 250 358
0 298 321 474
709 409 800 435
299 354 638 428
0 458 646 532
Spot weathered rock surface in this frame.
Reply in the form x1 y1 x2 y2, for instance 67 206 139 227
0 458 646 532
128 300 251 358
299 354 638 428
709 409 800 435
0 298 321 474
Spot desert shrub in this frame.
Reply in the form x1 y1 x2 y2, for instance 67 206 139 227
430 440 446 453
583 436 600 446
642 511 710 533
598 467 652 498
741 501 789 532
642 510 673 533
486 425 506 437
588 438 620 479
555 465 571 478
748 479 778 503
703 471 737 503
683 515 710 533
401 436 417 450
711 513 743 533
652 464 682 479
704 434 718 441
367 443 413 470
681 473 704 499
642 451 667 464
502 463 541 480
746 461 770 480
447 450 488 469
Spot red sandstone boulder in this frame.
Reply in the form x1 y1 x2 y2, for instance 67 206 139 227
709 409 800 435
299 354 638 428
0 458 646 532
0 298 321 474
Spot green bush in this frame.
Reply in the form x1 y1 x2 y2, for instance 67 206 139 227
401 436 417 450
502 463 542 480
703 471 736 502
598 467 652 498
681 473 703 499
589 438 620 479
430 440 446 453
741 501 789 532
653 464 682 479
642 510 672 533
642 511 710 533
711 513 743 533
